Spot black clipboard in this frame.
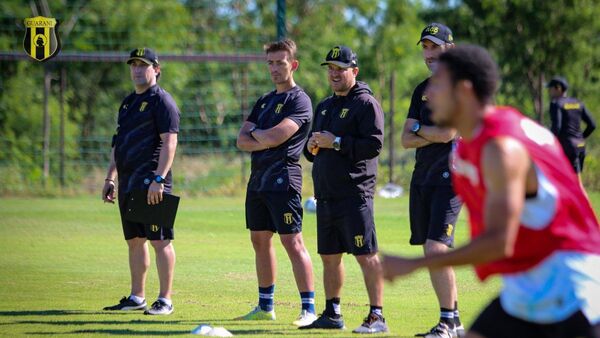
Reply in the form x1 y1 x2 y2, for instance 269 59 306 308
123 190 180 229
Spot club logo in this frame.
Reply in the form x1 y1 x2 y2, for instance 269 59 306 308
151 224 159 232
426 26 439 35
274 103 284 114
354 235 364 248
331 47 341 58
446 224 454 237
283 213 293 225
136 48 145 57
340 108 349 118
139 101 148 112
23 16 61 62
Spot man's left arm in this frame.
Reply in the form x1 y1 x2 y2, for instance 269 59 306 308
582 104 597 139
417 125 457 143
382 137 527 280
148 132 178 205
314 102 383 161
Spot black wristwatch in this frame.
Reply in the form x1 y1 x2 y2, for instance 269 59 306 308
154 175 166 184
332 136 342 151
411 122 421 135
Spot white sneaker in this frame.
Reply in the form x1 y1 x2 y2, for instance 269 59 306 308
454 324 466 338
352 313 389 334
292 309 318 326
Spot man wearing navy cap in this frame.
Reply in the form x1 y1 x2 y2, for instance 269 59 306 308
102 47 180 315
401 23 465 338
301 46 388 334
547 76 596 176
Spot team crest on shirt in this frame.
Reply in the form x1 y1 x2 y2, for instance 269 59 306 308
354 235 364 248
453 157 480 186
274 103 284 114
139 101 148 112
340 108 349 118
151 224 159 232
283 213 293 225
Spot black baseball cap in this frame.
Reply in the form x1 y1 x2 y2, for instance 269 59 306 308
127 47 159 65
418 23 454 46
546 76 568 90
320 45 358 68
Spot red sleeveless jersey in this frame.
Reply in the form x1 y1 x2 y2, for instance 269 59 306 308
451 106 600 281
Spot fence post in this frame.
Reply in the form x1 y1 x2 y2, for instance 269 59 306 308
59 66 66 187
276 0 286 40
42 65 51 186
388 71 395 184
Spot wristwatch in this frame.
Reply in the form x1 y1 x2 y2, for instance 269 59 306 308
411 122 421 134
154 175 166 184
332 136 342 151
248 126 257 134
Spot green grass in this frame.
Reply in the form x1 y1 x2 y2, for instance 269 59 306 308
1 193 599 337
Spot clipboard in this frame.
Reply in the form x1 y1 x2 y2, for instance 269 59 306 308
123 190 180 229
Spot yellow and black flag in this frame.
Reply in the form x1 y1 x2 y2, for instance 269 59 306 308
23 16 61 62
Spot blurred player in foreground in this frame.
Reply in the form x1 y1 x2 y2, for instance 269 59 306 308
383 45 600 338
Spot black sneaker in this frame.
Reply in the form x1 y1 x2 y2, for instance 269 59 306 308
299 312 345 330
415 322 454 338
144 299 174 315
103 296 146 311
352 313 389 333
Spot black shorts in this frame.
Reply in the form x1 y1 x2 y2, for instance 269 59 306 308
562 144 586 173
409 184 462 247
316 195 378 256
471 297 600 338
118 193 174 241
245 189 303 234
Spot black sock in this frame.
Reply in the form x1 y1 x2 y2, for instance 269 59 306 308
454 301 462 327
440 307 455 329
325 297 341 318
369 305 383 318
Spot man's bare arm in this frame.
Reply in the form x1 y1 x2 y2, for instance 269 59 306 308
383 137 529 279
401 118 432 149
418 125 457 143
251 118 300 148
236 121 266 152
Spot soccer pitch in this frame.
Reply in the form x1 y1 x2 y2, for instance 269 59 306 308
1 194 598 337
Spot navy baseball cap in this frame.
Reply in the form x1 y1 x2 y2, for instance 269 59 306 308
321 46 358 68
418 23 454 46
127 47 159 65
546 76 568 90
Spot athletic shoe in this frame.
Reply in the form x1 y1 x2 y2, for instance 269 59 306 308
234 306 276 321
298 313 345 330
454 324 466 338
415 322 454 338
352 313 389 334
144 299 173 315
292 309 318 326
103 296 146 311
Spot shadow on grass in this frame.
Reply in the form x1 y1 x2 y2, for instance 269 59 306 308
0 310 90 316
26 329 191 335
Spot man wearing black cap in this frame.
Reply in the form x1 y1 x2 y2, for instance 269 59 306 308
401 23 464 338
300 46 388 334
547 76 596 176
102 47 180 315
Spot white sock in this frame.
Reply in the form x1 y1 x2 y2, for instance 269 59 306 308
158 297 172 306
129 295 145 304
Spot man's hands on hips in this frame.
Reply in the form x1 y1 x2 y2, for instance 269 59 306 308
308 131 336 150
147 181 164 205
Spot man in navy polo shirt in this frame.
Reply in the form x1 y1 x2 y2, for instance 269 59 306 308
547 76 596 177
235 39 316 326
401 23 465 338
300 46 388 334
102 47 180 316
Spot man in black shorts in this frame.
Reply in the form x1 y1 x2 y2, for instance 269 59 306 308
300 46 388 334
235 39 316 326
547 76 596 176
401 23 464 338
102 47 180 315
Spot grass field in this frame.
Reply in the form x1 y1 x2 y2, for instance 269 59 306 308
1 193 599 337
